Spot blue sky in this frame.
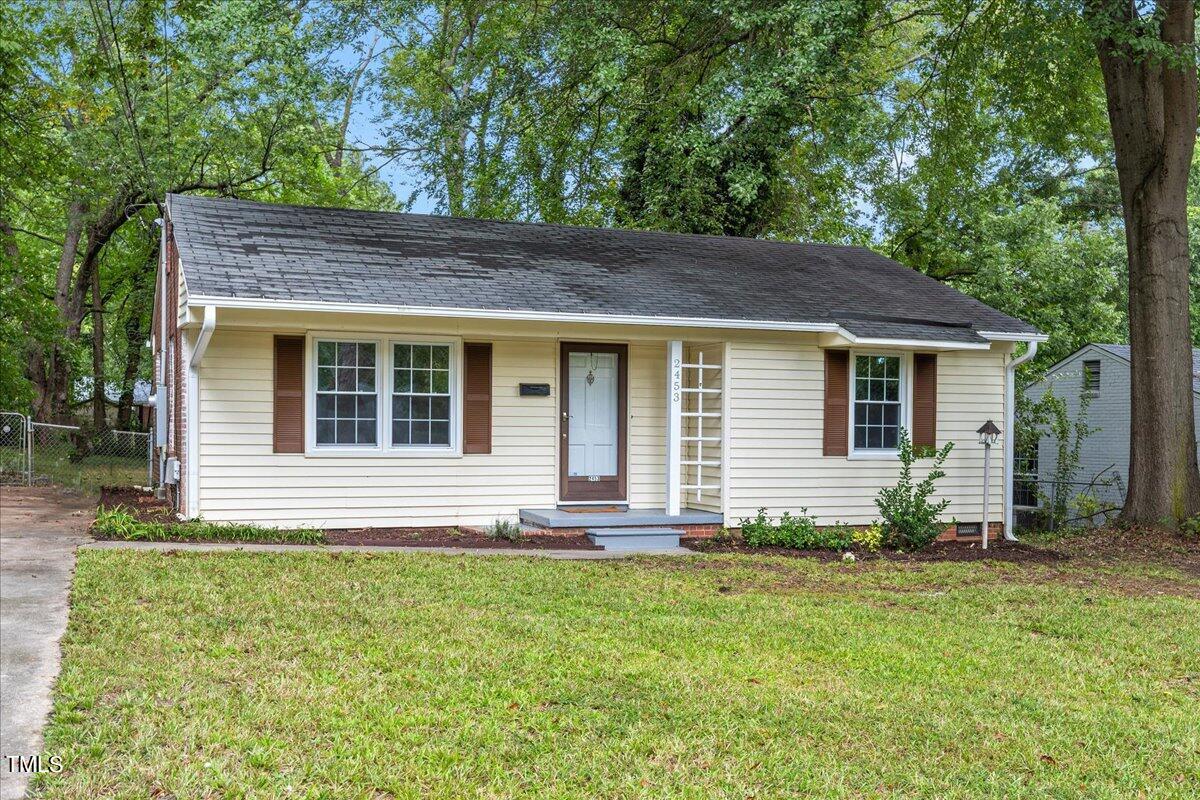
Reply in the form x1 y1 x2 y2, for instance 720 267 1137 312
332 40 437 213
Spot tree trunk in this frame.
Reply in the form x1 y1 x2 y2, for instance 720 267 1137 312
1093 0 1200 524
28 198 88 422
91 265 106 431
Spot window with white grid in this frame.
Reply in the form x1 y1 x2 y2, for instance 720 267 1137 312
315 341 378 446
852 354 902 451
391 343 453 447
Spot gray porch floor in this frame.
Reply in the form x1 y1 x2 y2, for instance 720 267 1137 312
519 507 722 529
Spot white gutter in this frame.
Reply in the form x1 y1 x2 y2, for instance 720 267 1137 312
979 330 1050 343
1003 339 1039 541
187 293 1041 346
185 305 216 517
187 294 843 333
842 336 992 351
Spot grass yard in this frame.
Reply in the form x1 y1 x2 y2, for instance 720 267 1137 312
35 549 1200 799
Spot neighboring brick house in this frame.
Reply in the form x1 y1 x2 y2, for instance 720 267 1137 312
1021 343 1200 519
151 194 1044 543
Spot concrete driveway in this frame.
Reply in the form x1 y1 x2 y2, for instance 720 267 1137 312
0 487 93 800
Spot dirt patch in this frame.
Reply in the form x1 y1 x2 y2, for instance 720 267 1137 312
99 486 174 522
1030 526 1200 577
0 485 96 535
681 537 1066 565
325 527 601 550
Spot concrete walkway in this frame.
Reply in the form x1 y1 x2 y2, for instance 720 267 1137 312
84 540 695 558
0 487 94 800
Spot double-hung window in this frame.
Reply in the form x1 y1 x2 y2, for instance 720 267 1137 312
315 341 378 446
310 336 458 453
391 343 453 447
852 354 903 452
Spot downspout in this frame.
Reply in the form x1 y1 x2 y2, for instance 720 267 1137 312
157 215 168 491
186 305 216 517
1003 339 1038 541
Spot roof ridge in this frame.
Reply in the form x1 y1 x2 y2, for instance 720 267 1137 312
167 192 872 251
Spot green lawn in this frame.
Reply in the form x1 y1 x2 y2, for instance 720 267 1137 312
36 550 1200 799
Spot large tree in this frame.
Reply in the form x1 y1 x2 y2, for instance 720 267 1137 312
3 0 392 423
1089 0 1199 524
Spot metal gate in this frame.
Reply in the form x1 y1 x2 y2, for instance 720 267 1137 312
0 412 30 485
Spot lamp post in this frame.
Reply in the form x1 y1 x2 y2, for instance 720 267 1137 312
977 420 1002 549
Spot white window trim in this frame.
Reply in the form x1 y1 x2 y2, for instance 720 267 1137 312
386 336 462 456
303 332 463 458
847 350 913 460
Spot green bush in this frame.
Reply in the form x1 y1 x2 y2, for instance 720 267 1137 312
92 505 324 545
874 429 953 550
739 509 855 550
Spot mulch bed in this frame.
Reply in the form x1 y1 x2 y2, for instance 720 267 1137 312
100 486 175 522
325 527 601 550
98 487 600 550
681 537 1068 565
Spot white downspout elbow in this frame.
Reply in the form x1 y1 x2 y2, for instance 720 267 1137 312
190 305 216 368
1003 339 1038 541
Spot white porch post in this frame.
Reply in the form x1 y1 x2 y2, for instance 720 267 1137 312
666 340 683 515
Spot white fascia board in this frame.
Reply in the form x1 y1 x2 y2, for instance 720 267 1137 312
844 336 993 351
186 294 842 333
978 330 1050 343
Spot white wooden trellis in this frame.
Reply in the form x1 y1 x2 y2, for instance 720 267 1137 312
679 349 722 502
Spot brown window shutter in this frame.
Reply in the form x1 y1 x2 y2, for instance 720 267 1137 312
463 343 492 454
823 349 849 456
912 353 938 452
273 336 305 453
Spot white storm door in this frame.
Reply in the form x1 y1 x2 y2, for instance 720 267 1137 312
567 351 619 478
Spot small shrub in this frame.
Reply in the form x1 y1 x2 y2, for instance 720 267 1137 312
852 523 885 553
1182 515 1200 538
875 428 954 550
488 519 523 542
739 508 775 547
711 526 736 545
739 509 853 550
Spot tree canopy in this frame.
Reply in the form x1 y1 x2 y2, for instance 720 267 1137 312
3 0 1196 438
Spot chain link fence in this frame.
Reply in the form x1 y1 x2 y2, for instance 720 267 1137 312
1013 468 1125 532
1 412 152 492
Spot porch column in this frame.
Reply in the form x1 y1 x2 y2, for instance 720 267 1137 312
666 340 683 515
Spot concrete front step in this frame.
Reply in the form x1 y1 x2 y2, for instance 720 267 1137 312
520 507 722 529
586 527 683 551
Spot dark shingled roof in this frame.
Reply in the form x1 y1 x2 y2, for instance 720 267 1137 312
168 194 1038 341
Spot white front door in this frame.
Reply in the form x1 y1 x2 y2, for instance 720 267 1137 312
567 351 618 478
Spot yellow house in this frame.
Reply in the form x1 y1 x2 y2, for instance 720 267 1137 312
152 194 1044 542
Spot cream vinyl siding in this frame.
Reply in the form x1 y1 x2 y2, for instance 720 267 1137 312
198 329 559 527
627 342 667 508
726 341 1005 526
189 308 1011 529
196 326 672 527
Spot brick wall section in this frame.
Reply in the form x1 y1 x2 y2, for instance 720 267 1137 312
164 221 187 515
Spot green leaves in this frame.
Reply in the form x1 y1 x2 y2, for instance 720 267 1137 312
875 428 954 550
